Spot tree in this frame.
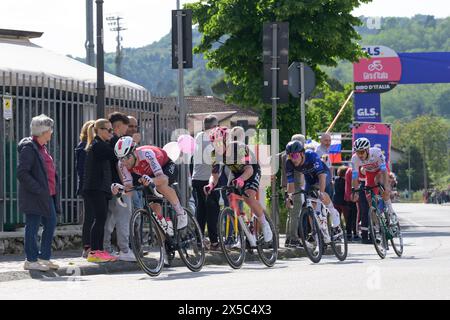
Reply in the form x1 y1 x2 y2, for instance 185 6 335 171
186 0 371 107
392 115 450 189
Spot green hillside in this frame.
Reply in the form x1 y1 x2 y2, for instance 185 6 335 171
101 15 450 122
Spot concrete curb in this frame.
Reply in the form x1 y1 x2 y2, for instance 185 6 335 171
0 247 310 282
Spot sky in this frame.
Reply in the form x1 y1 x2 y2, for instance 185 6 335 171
1 0 450 58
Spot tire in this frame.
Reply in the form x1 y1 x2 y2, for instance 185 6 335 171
299 207 324 263
130 209 165 277
177 208 206 272
368 207 388 259
389 212 404 257
328 210 348 261
218 207 246 269
256 214 278 267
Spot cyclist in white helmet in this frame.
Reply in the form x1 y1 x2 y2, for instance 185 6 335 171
351 138 396 224
111 136 187 232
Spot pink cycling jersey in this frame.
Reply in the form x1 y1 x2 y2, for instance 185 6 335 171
351 147 387 180
118 146 169 185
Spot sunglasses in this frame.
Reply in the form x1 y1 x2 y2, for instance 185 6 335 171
100 127 113 134
121 153 135 161
288 152 301 160
356 150 366 155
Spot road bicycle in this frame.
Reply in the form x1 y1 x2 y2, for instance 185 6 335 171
118 183 205 277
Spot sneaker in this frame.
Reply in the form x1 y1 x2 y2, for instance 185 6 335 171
87 251 117 263
284 238 291 248
209 242 221 252
289 239 302 248
24 261 50 272
352 235 362 242
261 221 273 243
118 250 137 262
203 238 211 251
38 259 60 270
177 212 188 230
362 238 373 245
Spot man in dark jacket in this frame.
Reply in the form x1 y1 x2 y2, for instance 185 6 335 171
17 114 61 272
103 112 136 262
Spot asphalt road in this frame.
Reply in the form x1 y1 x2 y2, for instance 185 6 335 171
1 203 449 300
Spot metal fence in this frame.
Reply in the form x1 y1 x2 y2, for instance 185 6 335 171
0 71 179 231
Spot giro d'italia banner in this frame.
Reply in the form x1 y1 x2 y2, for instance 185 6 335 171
353 46 402 93
352 122 392 164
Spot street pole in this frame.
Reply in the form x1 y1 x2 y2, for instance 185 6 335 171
85 0 95 67
177 0 187 207
300 62 306 136
271 23 279 233
408 147 412 199
96 0 105 118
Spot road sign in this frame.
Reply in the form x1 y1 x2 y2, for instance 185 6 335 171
288 62 316 99
2 96 12 120
172 9 193 69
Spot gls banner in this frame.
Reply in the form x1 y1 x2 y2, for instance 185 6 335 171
354 93 381 122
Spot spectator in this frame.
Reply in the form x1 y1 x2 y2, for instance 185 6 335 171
344 167 359 241
282 134 305 248
103 112 136 262
334 166 353 241
356 167 370 244
192 115 221 251
18 114 61 271
75 120 95 258
126 116 143 212
82 119 117 263
315 133 333 197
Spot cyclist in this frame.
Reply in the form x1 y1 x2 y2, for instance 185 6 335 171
203 126 273 243
284 140 343 243
110 136 187 235
350 138 396 224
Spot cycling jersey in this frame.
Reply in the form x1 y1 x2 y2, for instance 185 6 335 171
351 147 387 180
285 150 330 189
118 145 170 185
211 145 259 176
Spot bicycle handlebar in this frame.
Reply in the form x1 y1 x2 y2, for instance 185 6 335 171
214 185 249 198
352 183 385 194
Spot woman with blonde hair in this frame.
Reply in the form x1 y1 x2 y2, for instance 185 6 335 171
75 120 95 257
82 119 117 263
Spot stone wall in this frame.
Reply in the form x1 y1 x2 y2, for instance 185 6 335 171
0 227 82 255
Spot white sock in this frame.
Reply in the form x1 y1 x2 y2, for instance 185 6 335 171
327 203 341 228
385 199 394 214
173 202 185 217
258 213 267 225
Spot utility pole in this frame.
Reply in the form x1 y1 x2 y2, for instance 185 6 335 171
85 0 95 67
177 0 187 207
96 0 105 118
106 15 126 77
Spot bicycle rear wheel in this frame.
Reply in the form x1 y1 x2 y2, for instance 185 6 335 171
328 211 348 261
256 214 278 267
368 207 388 259
218 207 246 269
389 212 404 257
299 207 324 263
177 208 205 272
130 209 164 277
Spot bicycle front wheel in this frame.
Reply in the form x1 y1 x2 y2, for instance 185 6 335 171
328 211 348 261
390 212 404 257
256 214 278 267
218 208 246 269
177 208 206 272
369 207 388 259
130 209 165 277
299 207 324 263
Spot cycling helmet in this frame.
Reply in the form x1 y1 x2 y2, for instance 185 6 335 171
353 138 371 151
286 140 305 154
209 126 228 143
115 136 136 159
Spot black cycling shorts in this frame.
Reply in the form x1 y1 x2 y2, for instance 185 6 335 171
229 165 261 195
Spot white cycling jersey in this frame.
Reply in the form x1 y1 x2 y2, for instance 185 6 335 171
351 147 387 179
